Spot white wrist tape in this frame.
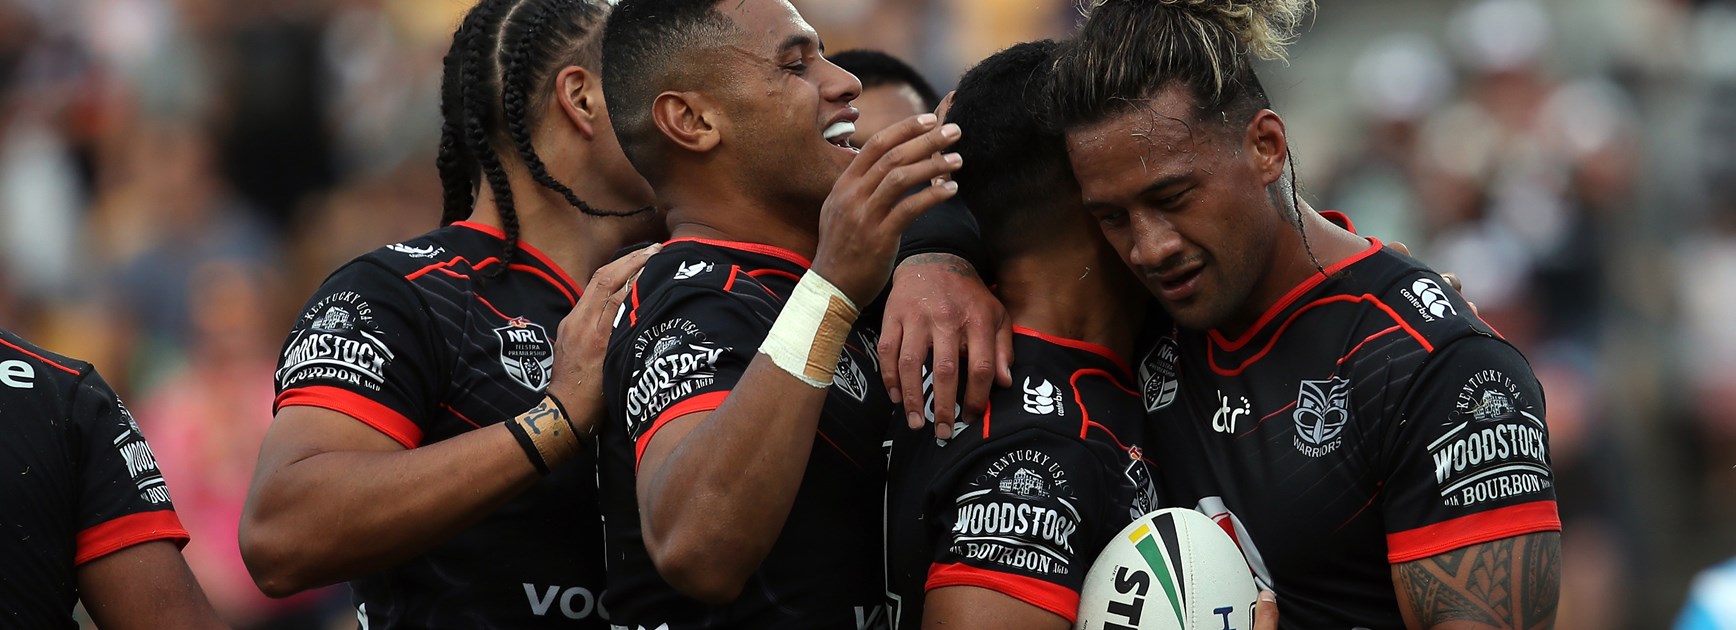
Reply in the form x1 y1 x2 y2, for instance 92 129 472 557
759 270 861 388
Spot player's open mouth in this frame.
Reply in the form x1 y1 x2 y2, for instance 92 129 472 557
823 120 858 152
1153 265 1204 302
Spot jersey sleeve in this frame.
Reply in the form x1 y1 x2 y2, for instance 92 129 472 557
608 282 768 469
897 196 991 281
273 260 442 448
923 428 1129 623
1382 336 1560 564
71 369 189 566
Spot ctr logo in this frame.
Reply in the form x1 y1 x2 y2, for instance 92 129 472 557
1212 390 1250 434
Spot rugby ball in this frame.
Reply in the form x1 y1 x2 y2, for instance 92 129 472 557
1075 508 1258 630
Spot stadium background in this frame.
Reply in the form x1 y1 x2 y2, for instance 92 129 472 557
0 0 1728 627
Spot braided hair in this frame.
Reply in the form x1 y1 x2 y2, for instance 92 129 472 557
436 0 645 274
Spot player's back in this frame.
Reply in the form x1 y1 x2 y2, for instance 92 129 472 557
884 328 1154 629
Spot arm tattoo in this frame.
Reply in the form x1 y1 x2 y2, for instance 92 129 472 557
1394 532 1560 630
901 253 976 277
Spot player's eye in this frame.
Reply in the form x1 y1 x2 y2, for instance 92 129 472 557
1094 209 1129 229
782 61 808 75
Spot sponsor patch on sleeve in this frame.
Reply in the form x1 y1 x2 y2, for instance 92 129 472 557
623 317 730 437
110 399 173 505
276 291 394 392
949 449 1083 576
1428 370 1553 508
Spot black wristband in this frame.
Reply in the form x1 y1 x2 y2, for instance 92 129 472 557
504 417 552 475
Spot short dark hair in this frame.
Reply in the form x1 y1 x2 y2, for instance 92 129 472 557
601 0 737 180
946 40 1070 258
1051 0 1312 134
829 49 940 109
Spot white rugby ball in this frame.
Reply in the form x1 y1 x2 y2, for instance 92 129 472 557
1075 508 1258 630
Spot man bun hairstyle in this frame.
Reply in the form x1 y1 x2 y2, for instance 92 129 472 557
1052 0 1314 131
438 0 643 276
947 40 1071 260
600 0 737 182
829 49 941 110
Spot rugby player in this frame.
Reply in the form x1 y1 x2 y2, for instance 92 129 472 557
242 1 663 627
594 0 961 625
0 327 227 629
882 40 1153 630
1049 0 1562 627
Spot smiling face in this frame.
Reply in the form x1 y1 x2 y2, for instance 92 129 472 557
1066 86 1289 332
712 0 862 208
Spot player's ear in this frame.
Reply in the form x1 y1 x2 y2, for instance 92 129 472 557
1245 109 1288 186
552 65 600 139
651 91 721 153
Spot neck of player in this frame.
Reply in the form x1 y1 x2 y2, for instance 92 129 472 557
1222 199 1371 337
660 179 824 261
468 164 657 282
996 238 1145 362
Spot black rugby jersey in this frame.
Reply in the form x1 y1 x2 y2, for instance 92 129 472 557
274 221 608 629
1136 217 1559 629
0 328 189 629
884 328 1153 629
599 238 897 629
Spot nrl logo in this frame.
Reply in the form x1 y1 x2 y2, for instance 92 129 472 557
495 317 554 391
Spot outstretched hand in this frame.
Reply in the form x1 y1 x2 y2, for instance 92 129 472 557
878 253 1011 437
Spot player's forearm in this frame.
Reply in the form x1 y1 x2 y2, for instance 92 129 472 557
240 423 538 596
638 359 831 603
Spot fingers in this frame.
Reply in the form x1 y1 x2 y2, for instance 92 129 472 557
929 328 961 434
881 179 959 233
594 270 640 331
587 243 662 298
933 90 955 121
960 317 997 418
897 326 932 431
1441 271 1463 292
1389 241 1411 257
877 318 906 403
1253 590 1279 630
994 315 1014 387
850 113 941 177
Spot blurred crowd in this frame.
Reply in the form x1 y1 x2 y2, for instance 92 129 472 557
0 0 1730 628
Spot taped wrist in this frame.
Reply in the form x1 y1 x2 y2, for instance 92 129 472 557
505 395 583 475
759 270 861 388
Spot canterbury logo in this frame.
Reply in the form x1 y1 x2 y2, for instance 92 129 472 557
1412 278 1456 319
1023 377 1061 415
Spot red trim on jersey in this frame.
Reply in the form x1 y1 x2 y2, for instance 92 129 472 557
442 403 483 429
1319 210 1356 233
634 390 731 469
74 511 190 566
1338 326 1403 366
1386 501 1561 564
816 429 863 471
628 277 642 326
511 263 577 304
475 295 514 321
980 402 995 438
0 337 82 375
1014 327 1133 379
723 265 741 292
275 386 424 448
405 256 500 281
1209 237 1384 351
453 221 584 296
1207 293 1433 377
1070 368 1139 448
746 267 803 285
1241 399 1298 436
665 237 814 268
926 562 1080 623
